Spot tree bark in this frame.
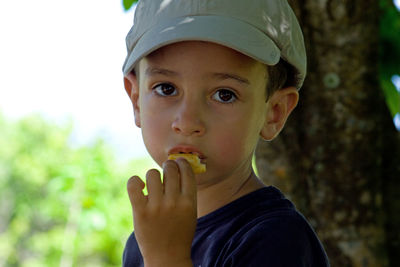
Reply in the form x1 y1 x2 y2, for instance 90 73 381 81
255 0 400 266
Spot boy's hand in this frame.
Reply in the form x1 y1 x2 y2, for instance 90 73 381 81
127 158 197 267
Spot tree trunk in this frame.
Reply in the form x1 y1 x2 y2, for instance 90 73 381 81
255 0 400 266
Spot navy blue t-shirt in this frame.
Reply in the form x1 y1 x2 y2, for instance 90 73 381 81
123 186 330 266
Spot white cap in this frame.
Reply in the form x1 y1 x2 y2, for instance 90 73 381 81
123 0 306 89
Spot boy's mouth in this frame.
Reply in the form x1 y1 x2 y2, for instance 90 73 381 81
168 146 206 162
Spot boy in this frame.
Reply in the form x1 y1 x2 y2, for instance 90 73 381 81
122 0 329 266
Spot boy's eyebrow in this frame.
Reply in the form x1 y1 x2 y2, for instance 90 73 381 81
145 67 250 85
212 72 250 85
145 67 179 77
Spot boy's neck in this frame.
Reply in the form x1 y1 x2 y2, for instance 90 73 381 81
196 170 266 218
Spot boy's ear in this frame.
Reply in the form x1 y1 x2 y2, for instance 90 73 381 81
124 72 141 128
260 86 299 141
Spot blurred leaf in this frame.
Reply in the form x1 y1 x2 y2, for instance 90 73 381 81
379 0 400 123
123 0 138 11
381 77 400 116
380 0 400 76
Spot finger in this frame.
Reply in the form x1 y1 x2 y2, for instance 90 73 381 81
146 169 163 204
127 176 146 208
163 160 180 197
175 158 197 198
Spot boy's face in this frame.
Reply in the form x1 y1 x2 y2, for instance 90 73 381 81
124 41 297 186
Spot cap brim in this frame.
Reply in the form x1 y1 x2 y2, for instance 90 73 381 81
123 15 281 75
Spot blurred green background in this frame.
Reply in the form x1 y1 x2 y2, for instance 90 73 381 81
0 0 399 266
0 113 157 266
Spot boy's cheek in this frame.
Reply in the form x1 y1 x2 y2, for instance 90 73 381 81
212 134 246 161
141 123 170 163
212 127 257 158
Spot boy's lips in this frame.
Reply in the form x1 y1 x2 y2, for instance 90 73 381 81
168 145 206 161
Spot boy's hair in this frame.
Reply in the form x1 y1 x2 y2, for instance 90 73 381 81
123 0 306 90
267 59 299 98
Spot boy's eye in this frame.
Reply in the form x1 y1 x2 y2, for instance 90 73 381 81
212 89 237 103
153 83 177 96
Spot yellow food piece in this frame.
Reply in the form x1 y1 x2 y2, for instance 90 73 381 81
168 153 206 174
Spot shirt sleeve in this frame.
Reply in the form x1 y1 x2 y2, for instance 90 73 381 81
122 232 144 267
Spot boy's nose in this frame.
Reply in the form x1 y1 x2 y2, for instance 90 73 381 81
171 101 206 137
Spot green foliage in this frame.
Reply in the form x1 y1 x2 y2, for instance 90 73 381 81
122 0 138 11
0 113 155 266
380 0 400 117
381 77 400 117
380 0 400 76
